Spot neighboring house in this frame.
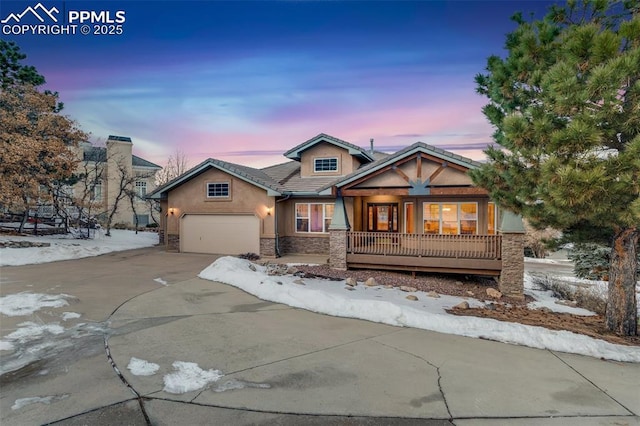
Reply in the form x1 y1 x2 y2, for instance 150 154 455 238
149 133 525 297
75 135 162 227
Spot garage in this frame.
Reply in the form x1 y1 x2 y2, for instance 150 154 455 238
180 214 260 255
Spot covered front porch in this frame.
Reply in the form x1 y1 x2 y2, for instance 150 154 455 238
346 231 502 276
327 144 526 298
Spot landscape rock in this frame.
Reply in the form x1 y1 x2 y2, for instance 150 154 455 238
344 286 355 291
427 291 440 298
453 301 469 310
365 277 378 287
248 264 257 271
293 278 305 285
555 300 577 308
406 295 418 301
400 286 417 292
466 291 475 297
345 277 357 287
286 266 299 275
486 288 502 299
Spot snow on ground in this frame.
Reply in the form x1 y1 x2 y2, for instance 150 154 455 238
61 312 81 321
524 274 597 315
163 361 223 394
199 257 640 363
0 230 158 266
0 293 72 316
127 357 160 376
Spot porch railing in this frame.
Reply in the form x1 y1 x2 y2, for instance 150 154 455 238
347 232 502 260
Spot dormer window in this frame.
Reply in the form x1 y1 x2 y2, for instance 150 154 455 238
314 157 338 172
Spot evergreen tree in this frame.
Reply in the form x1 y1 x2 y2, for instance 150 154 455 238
471 0 640 335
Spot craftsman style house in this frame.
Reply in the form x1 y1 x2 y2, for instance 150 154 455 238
149 134 525 297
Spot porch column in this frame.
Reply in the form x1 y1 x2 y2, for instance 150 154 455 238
498 211 525 300
329 195 350 270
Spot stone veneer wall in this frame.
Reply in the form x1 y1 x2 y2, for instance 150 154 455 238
499 233 525 299
329 230 347 270
158 229 165 245
278 236 329 255
260 238 277 258
167 234 180 251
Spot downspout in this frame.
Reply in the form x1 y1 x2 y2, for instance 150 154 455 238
275 194 291 257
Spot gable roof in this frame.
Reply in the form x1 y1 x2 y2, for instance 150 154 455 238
331 142 482 190
148 158 283 199
283 133 375 163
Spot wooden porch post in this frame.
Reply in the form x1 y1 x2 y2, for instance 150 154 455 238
498 211 525 299
329 195 350 270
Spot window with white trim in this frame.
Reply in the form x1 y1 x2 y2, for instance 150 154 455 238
207 182 229 198
314 158 338 172
135 181 147 197
423 202 478 235
295 203 334 233
91 180 102 201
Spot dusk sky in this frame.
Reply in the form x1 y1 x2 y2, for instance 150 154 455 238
2 0 555 168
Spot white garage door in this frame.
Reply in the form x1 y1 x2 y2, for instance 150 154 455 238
181 214 260 255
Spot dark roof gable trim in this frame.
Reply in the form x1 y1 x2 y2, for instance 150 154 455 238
283 133 375 163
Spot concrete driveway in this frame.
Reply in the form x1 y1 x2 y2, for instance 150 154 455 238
1 247 639 425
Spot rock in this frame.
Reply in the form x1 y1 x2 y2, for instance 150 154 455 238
400 286 418 292
538 307 552 313
427 291 440 298
365 278 378 287
453 301 469 310
555 300 577 308
486 303 497 311
466 291 475 297
455 281 464 286
344 286 355 291
486 288 502 299
293 279 305 285
406 295 418 301
286 266 299 275
345 277 357 287
276 281 283 285
248 264 257 271
384 285 393 289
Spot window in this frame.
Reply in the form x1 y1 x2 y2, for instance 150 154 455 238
488 202 497 235
422 202 478 235
314 158 338 172
296 203 334 233
135 181 147 197
207 182 229 198
91 180 102 201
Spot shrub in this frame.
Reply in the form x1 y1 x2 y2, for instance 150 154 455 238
531 274 607 315
568 243 640 281
113 222 128 230
238 252 260 261
146 223 158 228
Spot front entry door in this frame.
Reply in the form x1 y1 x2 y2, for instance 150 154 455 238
367 204 398 232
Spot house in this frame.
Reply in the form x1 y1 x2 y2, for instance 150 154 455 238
74 135 162 227
148 133 525 298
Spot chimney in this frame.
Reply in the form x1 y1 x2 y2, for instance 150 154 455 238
370 138 374 154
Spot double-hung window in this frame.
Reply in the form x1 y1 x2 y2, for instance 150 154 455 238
207 182 229 198
314 158 338 173
135 181 147 198
296 203 334 233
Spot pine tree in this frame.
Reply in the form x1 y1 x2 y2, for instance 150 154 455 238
471 0 640 335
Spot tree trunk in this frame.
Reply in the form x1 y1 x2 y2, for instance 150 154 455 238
19 209 28 233
605 228 639 336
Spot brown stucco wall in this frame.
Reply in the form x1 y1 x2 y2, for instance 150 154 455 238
163 168 275 240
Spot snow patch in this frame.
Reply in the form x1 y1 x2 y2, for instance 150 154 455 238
0 230 158 266
4 322 65 343
127 357 160 376
163 361 223 394
62 312 81 321
0 292 72 316
199 257 640 363
11 394 69 410
0 340 15 351
153 278 168 286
